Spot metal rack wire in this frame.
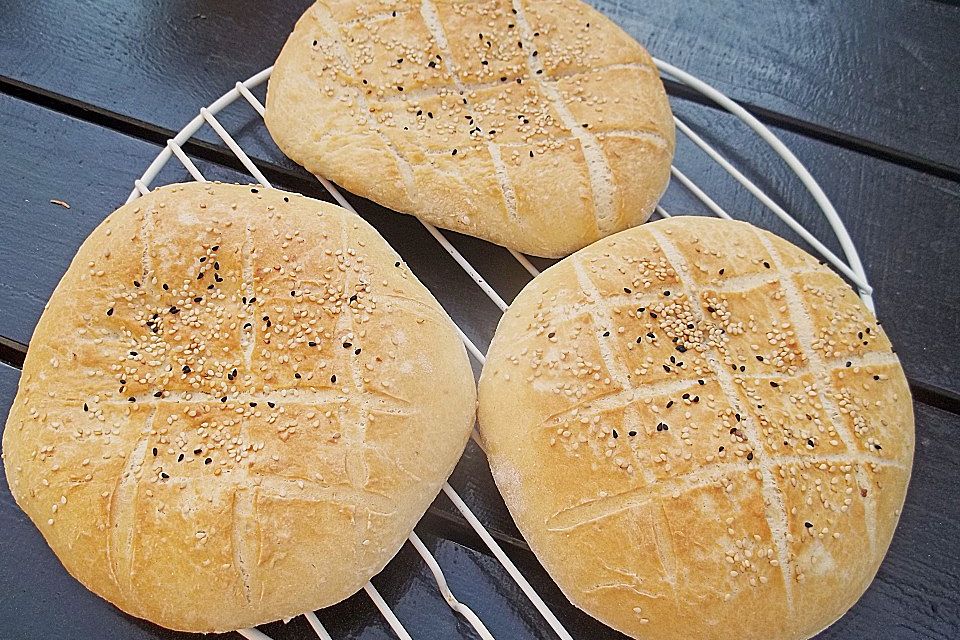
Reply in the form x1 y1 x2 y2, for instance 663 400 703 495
127 58 872 640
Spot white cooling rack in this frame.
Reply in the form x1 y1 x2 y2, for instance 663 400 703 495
125 58 873 640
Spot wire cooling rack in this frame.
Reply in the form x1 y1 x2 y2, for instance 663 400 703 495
125 57 873 640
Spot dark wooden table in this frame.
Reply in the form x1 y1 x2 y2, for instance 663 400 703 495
1 2 958 639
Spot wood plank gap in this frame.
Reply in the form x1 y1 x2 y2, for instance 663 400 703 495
0 336 26 368
908 380 960 417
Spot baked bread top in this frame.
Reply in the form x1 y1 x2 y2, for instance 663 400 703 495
265 0 675 258
2 182 476 632
478 216 913 640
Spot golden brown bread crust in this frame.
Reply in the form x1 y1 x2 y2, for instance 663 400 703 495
478 217 913 640
265 0 675 258
1 182 476 632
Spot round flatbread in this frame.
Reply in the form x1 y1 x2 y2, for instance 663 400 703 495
2 182 476 632
266 0 675 258
479 216 913 640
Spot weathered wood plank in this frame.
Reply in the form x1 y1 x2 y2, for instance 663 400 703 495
1 0 957 172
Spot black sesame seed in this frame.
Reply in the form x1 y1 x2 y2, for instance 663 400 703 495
763 261 771 269
106 308 114 316
283 197 289 203
804 521 813 528
177 453 184 462
267 402 276 408
355 348 362 355
624 287 632 294
294 372 302 379
205 458 212 465
152 448 158 456
194 448 202 455
163 283 169 290
308 341 317 347
251 188 259 193
873 375 880 380
343 342 353 348
612 429 619 439
663 365 671 373
756 355 765 362
83 403 89 412
602 331 610 337
194 297 202 303
331 375 337 383
395 261 401 267
133 280 141 287
199 256 207 263
160 472 169 479
666 401 674 408
153 391 162 398
770 381 780 388
548 332 557 339
676 345 687 353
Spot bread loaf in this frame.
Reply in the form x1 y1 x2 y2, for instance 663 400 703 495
2 182 477 632
479 216 913 639
266 0 675 258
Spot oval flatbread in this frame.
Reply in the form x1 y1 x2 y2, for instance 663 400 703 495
479 216 913 640
2 182 477 632
266 0 675 257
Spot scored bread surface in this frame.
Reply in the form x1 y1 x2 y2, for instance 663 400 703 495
265 0 675 258
1 182 476 632
478 217 913 640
